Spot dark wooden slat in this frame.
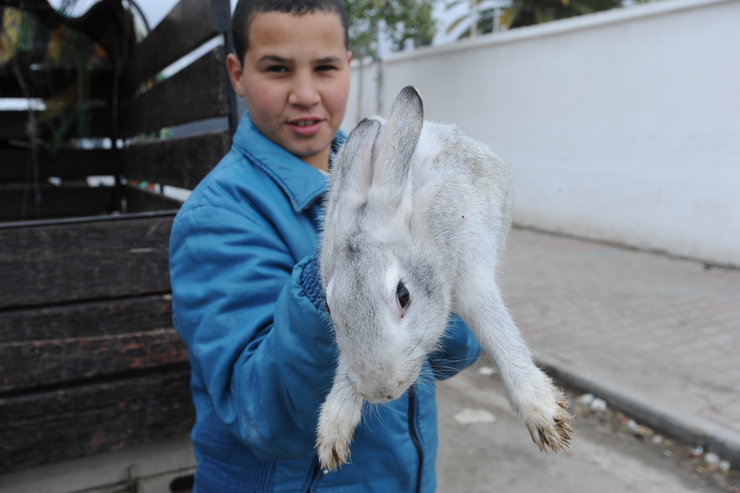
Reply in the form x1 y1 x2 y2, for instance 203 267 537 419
122 130 229 189
0 328 187 393
0 213 172 258
0 209 175 230
119 48 229 137
0 111 30 140
0 108 116 140
0 148 120 181
0 186 118 221
0 215 173 309
0 68 116 100
121 0 231 95
0 247 171 308
0 370 194 474
124 185 183 213
0 294 173 343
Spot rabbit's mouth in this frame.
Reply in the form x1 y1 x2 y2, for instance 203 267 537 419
346 365 416 404
358 381 407 404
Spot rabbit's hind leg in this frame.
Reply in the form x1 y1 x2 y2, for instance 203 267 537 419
316 361 364 471
453 269 574 453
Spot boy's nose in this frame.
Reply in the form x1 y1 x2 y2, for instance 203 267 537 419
288 74 320 107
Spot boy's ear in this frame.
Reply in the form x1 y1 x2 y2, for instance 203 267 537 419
226 53 245 98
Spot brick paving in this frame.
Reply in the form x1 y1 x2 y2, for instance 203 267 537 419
497 227 740 462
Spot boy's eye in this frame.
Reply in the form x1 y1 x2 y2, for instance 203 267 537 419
267 65 289 73
316 65 337 72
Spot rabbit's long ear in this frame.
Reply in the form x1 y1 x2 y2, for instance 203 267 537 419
372 86 424 202
327 118 381 215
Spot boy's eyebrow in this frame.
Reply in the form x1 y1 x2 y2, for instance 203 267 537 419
257 55 343 65
259 55 292 64
315 56 342 64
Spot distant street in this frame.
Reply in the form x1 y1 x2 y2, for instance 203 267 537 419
436 362 726 493
434 226 740 493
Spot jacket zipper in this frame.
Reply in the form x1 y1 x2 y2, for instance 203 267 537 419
306 456 323 492
407 387 424 493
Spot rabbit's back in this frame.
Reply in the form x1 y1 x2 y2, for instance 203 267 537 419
408 121 514 271
413 121 511 201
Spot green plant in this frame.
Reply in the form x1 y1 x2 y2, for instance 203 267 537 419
342 0 436 58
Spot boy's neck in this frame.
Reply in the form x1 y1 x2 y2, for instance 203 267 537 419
301 146 331 172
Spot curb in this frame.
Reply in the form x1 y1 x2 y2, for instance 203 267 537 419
534 352 740 467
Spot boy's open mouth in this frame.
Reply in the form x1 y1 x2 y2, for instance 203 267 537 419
292 119 320 127
288 118 323 136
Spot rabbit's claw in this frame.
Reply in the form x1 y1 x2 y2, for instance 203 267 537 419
316 426 353 471
523 389 574 453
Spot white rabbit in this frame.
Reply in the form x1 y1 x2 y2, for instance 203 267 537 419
317 86 573 471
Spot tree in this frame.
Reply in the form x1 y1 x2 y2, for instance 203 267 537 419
341 0 437 121
342 0 437 58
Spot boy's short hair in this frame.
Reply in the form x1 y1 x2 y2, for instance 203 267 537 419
232 0 350 63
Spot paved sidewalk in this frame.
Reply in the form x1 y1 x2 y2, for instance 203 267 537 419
497 227 740 465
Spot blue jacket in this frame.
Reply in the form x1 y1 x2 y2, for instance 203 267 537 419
169 113 481 493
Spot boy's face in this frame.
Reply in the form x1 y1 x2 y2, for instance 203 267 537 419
226 11 351 172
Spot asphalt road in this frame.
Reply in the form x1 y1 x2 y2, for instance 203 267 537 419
436 361 726 493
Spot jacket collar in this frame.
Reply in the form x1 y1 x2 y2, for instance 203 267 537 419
232 112 346 213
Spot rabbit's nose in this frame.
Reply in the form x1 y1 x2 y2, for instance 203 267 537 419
361 380 405 403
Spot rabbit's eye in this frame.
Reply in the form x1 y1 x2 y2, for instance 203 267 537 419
397 282 410 309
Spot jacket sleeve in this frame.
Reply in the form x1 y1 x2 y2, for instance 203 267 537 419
169 204 336 462
429 315 481 381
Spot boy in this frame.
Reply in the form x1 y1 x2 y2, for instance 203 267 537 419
168 1 480 491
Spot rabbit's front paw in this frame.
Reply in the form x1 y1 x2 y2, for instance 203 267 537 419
315 388 363 471
523 388 574 453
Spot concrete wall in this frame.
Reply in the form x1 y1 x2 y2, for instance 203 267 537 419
343 0 740 267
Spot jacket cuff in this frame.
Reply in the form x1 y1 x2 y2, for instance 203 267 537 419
300 254 325 311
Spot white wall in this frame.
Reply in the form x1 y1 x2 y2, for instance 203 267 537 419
345 57 382 129
343 0 740 267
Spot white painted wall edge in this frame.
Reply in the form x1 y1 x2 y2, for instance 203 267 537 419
384 0 739 64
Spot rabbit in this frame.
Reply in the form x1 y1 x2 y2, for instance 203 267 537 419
317 86 573 471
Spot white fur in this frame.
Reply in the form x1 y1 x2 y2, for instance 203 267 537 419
317 87 573 471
